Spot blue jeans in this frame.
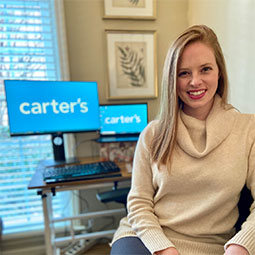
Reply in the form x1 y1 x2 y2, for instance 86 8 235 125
110 236 151 255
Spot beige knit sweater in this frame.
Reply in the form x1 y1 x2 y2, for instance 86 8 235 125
111 95 255 255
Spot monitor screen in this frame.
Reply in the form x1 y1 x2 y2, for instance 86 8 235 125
99 103 148 135
4 80 100 136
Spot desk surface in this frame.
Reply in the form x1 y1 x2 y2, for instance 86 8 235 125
28 157 131 190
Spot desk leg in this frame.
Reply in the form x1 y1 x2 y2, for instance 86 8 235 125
42 192 56 255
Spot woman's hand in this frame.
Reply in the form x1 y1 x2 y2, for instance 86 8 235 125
155 247 179 255
224 244 249 255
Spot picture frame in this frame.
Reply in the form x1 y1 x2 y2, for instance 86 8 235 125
103 0 156 20
106 30 157 100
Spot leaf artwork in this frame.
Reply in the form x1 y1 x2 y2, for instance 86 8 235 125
128 0 139 5
118 45 146 87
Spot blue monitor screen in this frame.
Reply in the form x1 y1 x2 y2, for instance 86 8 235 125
99 103 148 135
4 80 100 136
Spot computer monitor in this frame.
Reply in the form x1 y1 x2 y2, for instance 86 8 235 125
98 103 148 141
4 80 100 162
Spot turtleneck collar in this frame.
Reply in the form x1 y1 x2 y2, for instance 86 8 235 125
177 94 237 158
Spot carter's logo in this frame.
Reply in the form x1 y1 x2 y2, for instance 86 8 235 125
104 114 141 124
19 98 88 115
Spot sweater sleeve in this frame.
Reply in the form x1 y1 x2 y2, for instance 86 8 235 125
224 115 255 255
127 121 175 254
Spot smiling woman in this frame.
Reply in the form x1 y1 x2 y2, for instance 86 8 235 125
177 41 219 120
110 25 254 255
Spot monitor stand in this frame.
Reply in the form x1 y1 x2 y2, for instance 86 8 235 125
47 133 79 167
52 133 66 162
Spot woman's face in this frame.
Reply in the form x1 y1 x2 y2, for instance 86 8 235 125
177 41 219 120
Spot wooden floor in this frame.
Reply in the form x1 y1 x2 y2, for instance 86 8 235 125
83 243 111 255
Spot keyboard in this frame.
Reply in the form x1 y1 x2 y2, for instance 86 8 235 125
43 161 121 183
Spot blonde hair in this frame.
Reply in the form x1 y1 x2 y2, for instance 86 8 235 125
151 25 229 166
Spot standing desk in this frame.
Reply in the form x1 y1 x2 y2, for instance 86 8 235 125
28 157 131 255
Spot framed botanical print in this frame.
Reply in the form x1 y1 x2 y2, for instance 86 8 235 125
103 0 156 20
106 30 157 99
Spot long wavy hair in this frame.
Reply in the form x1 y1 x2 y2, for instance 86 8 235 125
150 25 229 166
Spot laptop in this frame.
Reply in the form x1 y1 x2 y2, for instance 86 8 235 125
96 103 148 143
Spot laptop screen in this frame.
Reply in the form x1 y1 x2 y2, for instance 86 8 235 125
99 103 148 135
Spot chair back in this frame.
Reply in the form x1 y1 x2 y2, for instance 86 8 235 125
235 185 253 232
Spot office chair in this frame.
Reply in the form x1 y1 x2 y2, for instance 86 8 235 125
235 185 253 232
96 183 130 210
